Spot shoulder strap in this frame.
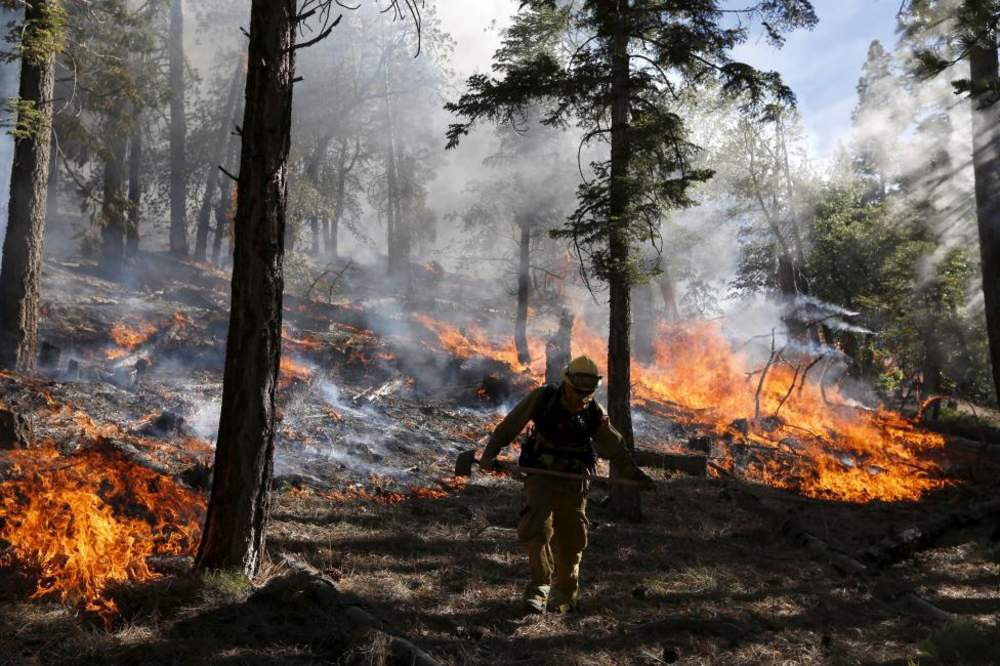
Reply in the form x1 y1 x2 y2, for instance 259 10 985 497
533 384 561 422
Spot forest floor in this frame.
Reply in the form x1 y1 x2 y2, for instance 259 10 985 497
0 252 998 665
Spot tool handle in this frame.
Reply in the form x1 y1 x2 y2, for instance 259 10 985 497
493 460 646 488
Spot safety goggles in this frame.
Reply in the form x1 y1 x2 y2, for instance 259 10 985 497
566 373 600 395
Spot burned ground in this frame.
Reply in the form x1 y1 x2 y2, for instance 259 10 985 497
0 253 998 665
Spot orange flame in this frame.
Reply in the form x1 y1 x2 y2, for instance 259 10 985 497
106 321 158 360
279 355 313 387
0 446 204 622
414 314 545 373
570 319 949 503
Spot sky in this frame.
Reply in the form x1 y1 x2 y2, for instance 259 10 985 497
435 0 906 159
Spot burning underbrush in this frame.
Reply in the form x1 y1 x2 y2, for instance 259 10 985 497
3 254 990 630
0 444 204 622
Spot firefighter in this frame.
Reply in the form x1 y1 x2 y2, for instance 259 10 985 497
479 355 654 613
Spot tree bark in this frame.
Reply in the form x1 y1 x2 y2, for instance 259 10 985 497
195 60 243 262
633 282 655 364
606 3 642 521
968 35 1000 406
213 93 244 266
100 135 128 280
0 0 56 373
658 263 680 323
168 0 188 257
126 125 141 260
515 218 531 366
196 0 295 576
545 308 573 385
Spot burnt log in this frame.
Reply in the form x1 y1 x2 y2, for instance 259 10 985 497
0 408 33 449
632 448 706 476
859 498 1000 569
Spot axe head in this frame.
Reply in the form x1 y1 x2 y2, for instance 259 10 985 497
454 449 478 478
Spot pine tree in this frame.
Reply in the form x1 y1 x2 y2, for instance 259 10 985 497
0 0 63 372
447 0 816 519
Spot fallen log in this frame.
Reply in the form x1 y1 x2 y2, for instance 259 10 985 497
721 479 954 623
632 448 706 476
859 498 1000 569
279 553 442 666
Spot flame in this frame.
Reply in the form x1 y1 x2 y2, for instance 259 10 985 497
106 321 158 360
570 319 949 503
279 355 313 387
414 314 545 373
0 446 204 622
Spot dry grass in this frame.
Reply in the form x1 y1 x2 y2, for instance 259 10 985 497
0 470 997 664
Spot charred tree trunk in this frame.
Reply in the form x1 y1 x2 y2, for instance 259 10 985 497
99 136 128 280
545 308 573 385
310 217 320 256
212 100 243 266
168 0 188 257
195 61 243 262
658 263 680 323
633 283 655 364
0 0 56 373
515 218 531 366
606 8 641 521
968 34 1000 406
196 0 296 576
126 125 142 260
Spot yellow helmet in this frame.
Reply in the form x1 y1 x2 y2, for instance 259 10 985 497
563 355 602 393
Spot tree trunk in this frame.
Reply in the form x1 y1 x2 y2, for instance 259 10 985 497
168 0 188 257
45 140 58 220
968 36 1000 406
310 217 320 256
545 308 573 385
100 136 128 280
606 5 641 521
213 97 243 266
633 283 655 364
195 0 295 576
515 218 531 366
195 60 243 262
126 125 141 260
0 0 56 373
658 263 680 323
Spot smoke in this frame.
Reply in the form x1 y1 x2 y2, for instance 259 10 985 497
0 5 21 248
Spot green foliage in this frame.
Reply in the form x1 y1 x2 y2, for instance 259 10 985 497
1 0 67 65
918 619 1000 664
6 97 49 140
201 568 253 601
447 0 816 291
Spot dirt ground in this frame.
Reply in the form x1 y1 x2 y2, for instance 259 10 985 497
1 469 997 665
0 255 998 664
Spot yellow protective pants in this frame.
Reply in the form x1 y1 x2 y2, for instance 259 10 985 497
517 475 589 597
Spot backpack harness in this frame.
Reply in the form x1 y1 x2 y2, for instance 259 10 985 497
519 384 601 475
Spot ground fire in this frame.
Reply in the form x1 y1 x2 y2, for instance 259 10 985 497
0 446 203 622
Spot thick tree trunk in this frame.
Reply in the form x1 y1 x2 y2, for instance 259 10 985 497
195 61 243 262
968 37 1000 406
45 141 58 220
100 136 128 280
168 0 188 257
606 6 641 521
196 0 295 576
0 0 56 373
126 126 141 260
515 219 531 366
